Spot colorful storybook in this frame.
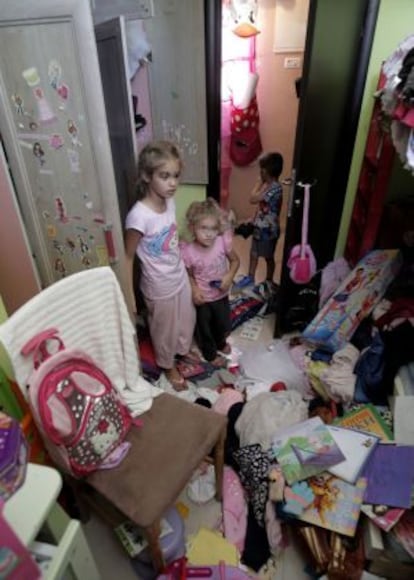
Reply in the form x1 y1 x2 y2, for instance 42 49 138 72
296 473 367 536
327 426 379 484
114 518 173 557
363 444 414 509
360 504 405 532
334 404 393 442
272 417 345 485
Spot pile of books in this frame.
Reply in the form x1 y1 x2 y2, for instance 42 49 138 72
270 404 414 539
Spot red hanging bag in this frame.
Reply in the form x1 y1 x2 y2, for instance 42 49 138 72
229 95 262 166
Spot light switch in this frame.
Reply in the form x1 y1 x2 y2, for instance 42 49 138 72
284 57 301 69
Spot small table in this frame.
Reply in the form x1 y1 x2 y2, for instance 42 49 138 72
4 463 101 579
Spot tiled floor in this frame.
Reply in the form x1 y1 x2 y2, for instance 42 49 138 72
232 233 284 286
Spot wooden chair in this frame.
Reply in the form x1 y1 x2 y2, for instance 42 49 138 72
0 267 227 573
84 393 226 571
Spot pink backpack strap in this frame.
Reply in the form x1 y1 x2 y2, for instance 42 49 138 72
21 328 64 368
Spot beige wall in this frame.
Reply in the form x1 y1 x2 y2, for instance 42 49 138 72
228 0 303 222
0 142 40 315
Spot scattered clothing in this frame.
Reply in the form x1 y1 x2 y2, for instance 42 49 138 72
234 222 254 239
233 274 255 289
235 391 308 450
233 444 272 527
213 388 244 415
187 463 216 505
222 466 248 554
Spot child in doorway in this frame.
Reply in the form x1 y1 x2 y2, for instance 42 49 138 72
124 140 196 391
234 152 284 290
181 198 240 365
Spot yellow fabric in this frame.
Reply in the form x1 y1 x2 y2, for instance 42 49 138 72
307 359 330 400
187 528 238 566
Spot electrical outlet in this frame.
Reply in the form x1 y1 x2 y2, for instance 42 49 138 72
284 57 301 69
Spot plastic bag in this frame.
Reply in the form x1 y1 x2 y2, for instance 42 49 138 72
239 340 308 395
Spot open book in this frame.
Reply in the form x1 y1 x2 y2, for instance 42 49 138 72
272 416 346 485
334 404 393 442
114 518 173 558
327 426 379 484
296 473 367 536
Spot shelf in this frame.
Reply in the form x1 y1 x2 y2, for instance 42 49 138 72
3 463 100 580
3 463 62 546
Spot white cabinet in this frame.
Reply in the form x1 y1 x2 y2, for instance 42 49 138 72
4 463 101 580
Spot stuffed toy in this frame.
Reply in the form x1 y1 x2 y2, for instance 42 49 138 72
226 0 260 37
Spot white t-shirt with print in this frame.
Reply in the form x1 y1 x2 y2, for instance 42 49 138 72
125 198 186 300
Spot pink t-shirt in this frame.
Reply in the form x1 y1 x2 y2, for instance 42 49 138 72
125 198 186 300
181 230 233 303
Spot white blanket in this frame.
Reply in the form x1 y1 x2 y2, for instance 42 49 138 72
0 267 161 416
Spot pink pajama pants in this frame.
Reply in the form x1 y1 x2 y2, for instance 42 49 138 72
144 277 196 369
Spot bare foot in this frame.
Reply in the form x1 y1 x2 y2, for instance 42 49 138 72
210 355 227 368
164 368 188 392
220 343 231 355
178 349 201 363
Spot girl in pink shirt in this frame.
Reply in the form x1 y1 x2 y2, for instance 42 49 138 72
181 198 240 365
125 141 195 391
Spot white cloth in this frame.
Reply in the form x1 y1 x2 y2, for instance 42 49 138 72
235 391 308 450
0 267 162 416
323 343 360 403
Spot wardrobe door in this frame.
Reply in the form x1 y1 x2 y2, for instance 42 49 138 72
0 0 129 304
145 0 208 184
95 16 138 224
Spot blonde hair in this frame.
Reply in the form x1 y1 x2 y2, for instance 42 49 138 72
186 197 229 237
135 140 182 200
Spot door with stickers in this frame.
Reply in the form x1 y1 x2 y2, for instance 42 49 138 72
0 0 130 308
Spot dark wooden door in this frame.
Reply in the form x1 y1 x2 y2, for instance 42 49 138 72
276 0 380 335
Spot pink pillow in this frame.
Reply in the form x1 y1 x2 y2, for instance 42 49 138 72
212 388 244 416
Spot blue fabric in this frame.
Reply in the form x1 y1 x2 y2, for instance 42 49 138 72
354 332 385 403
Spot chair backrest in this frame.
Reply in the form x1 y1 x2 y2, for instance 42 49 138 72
0 267 157 417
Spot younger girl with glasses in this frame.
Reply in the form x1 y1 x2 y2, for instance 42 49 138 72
181 198 240 365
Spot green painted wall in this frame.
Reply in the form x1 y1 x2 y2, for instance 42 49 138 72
335 0 414 256
0 296 7 323
176 183 206 238
0 296 13 378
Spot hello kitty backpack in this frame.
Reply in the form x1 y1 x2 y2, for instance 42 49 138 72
21 328 133 478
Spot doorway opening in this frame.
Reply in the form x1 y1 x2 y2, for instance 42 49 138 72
217 0 309 285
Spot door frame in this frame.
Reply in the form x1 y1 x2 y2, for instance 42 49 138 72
275 0 380 335
95 15 138 224
204 0 222 202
